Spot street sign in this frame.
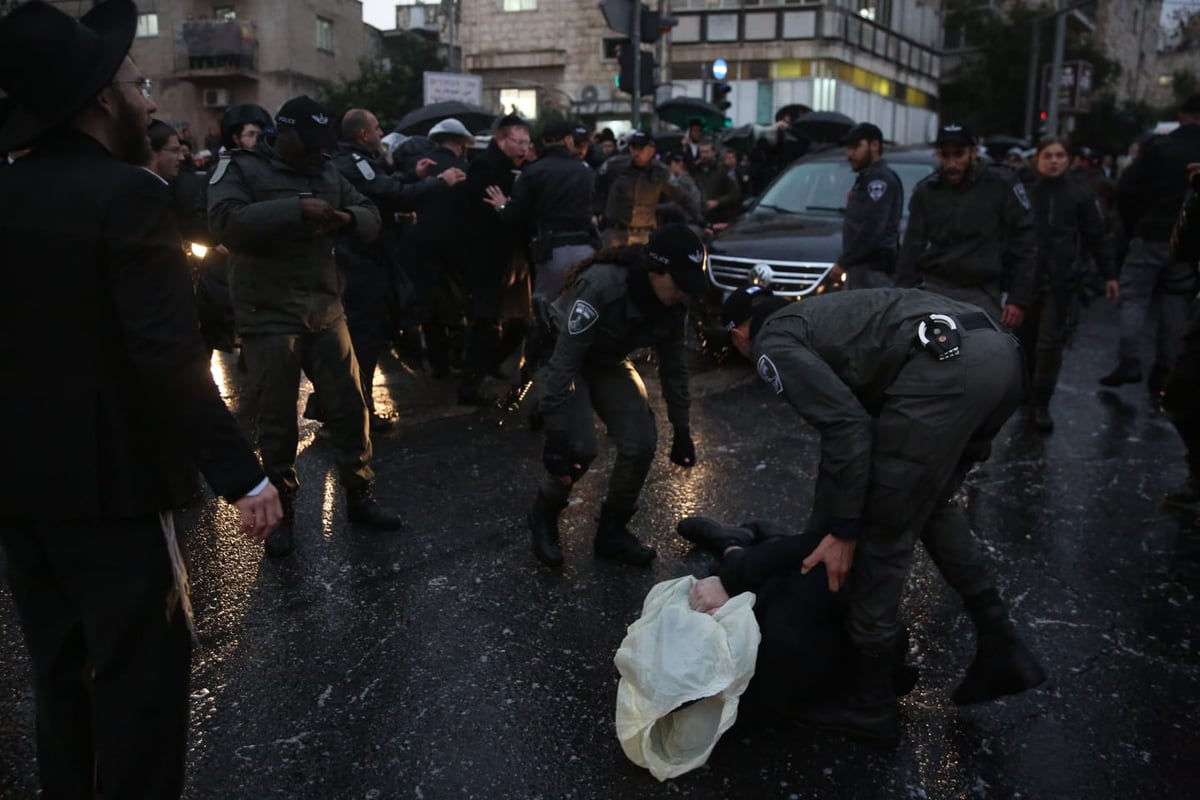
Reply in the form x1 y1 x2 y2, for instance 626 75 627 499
1040 60 1094 114
423 72 483 106
712 59 728 81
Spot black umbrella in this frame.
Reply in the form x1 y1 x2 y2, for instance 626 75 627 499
655 96 727 131
720 123 758 155
394 101 497 136
775 103 812 123
790 111 855 144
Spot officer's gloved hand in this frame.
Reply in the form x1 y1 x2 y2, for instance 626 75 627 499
669 426 696 468
543 429 577 478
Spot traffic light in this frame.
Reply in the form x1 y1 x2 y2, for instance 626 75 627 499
710 82 731 112
616 39 655 96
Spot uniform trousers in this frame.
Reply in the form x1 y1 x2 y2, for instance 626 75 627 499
241 320 373 494
539 359 657 512
0 516 190 799
1161 298 1200 476
1117 238 1197 368
836 327 1024 654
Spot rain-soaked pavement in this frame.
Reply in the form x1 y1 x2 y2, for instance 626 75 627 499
1 299 1198 799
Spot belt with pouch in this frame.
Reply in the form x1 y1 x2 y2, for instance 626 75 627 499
917 310 998 361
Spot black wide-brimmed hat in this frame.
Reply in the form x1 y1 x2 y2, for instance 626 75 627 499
0 0 138 150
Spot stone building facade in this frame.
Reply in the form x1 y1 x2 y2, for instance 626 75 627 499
46 0 380 144
448 0 942 144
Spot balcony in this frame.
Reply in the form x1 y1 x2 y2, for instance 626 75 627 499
175 19 259 81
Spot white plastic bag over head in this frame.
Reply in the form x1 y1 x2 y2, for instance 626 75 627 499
613 575 760 781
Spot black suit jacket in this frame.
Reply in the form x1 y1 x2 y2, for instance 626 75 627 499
0 130 264 519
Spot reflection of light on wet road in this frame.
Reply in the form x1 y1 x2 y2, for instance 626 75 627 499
322 471 337 540
209 351 235 402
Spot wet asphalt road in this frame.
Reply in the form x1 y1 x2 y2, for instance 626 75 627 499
1 300 1198 800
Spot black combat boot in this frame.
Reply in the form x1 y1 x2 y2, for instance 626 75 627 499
675 516 757 557
594 503 656 565
264 491 295 559
1098 358 1142 387
795 649 900 745
346 484 404 531
952 588 1046 705
527 490 568 567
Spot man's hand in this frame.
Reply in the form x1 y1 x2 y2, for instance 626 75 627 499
689 576 730 615
1105 279 1120 303
1000 303 1025 329
438 167 465 186
233 483 283 542
483 184 508 209
414 157 437 179
801 533 857 592
316 209 353 235
543 430 580 486
669 426 696 472
299 197 336 226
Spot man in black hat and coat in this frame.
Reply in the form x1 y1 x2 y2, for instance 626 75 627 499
0 2 282 797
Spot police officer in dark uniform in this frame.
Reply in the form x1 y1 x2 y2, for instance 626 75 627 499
208 96 403 558
329 108 464 429
526 225 707 567
487 119 597 301
720 285 1045 743
1161 167 1200 505
595 130 701 246
837 122 902 289
897 122 1036 328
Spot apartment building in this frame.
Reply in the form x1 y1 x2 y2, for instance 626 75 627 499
406 0 941 144
46 0 381 141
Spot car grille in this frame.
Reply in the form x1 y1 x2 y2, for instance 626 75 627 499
708 254 836 298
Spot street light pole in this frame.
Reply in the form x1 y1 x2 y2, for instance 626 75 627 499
1046 0 1068 137
631 1 642 129
1023 17 1040 141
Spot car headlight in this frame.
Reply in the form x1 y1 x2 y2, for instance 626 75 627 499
188 242 209 259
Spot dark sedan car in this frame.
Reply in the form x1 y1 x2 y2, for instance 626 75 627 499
707 146 937 297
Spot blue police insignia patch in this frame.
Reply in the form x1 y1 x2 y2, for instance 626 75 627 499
867 179 887 201
757 355 784 395
1013 183 1031 210
568 299 599 335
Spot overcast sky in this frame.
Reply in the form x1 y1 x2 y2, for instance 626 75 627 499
363 0 398 30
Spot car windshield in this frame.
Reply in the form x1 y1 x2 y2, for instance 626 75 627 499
756 157 935 217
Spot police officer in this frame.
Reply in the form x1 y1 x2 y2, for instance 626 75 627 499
720 285 1045 743
837 122 902 289
897 122 1036 328
208 95 402 558
1103 95 1200 391
595 130 701 246
329 108 463 429
526 225 707 567
486 119 597 301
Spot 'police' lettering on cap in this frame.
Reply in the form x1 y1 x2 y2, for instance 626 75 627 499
275 95 336 151
644 224 708 296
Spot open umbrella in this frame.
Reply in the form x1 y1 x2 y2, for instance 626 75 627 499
394 101 497 136
655 96 727 131
775 103 812 123
790 110 855 144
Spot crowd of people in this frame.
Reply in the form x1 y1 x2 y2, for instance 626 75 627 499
2 0 1200 796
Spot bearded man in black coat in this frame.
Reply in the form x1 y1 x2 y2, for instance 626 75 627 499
0 3 281 797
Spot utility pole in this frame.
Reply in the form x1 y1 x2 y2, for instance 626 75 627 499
1046 0 1067 137
1023 18 1040 141
631 0 642 129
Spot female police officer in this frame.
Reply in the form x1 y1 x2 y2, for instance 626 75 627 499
526 224 707 567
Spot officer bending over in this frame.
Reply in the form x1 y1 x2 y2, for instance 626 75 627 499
718 286 1045 743
526 225 706 567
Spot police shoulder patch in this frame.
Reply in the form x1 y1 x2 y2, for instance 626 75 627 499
756 354 784 395
1013 182 1031 210
208 157 230 186
355 156 375 181
867 179 887 201
567 299 599 335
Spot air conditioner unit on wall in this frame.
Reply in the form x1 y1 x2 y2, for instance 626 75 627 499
203 88 230 108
